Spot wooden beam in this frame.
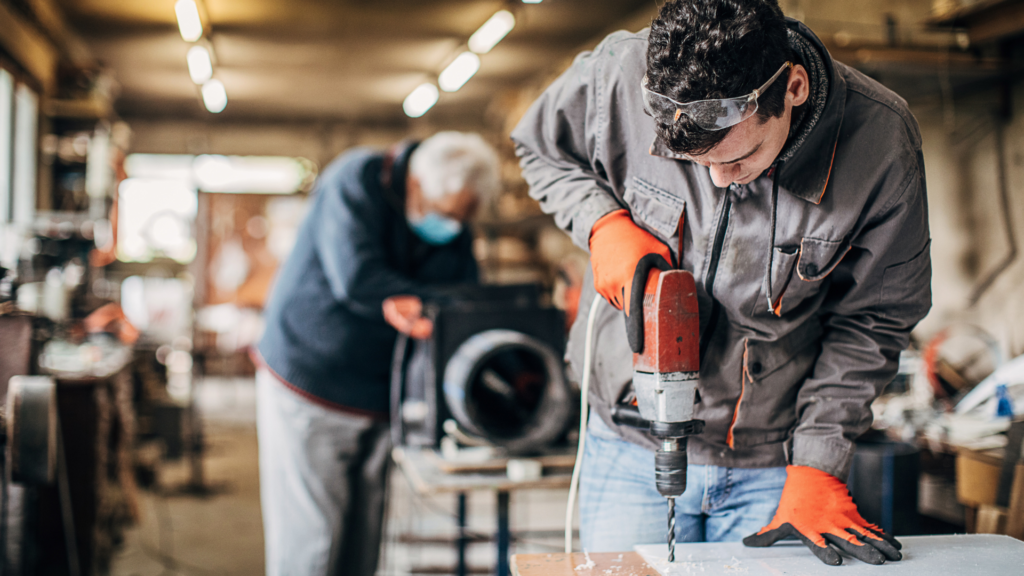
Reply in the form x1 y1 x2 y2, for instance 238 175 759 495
23 0 94 69
824 42 1007 72
926 0 1024 45
928 0 1007 23
512 553 653 576
968 1 1024 43
0 1 57 92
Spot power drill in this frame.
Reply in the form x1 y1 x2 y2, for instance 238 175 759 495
615 268 703 562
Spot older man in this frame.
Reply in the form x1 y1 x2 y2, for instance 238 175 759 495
255 132 500 576
512 0 930 566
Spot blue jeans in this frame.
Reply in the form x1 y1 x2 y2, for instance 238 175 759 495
579 414 786 552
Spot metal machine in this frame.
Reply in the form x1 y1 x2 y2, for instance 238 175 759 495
391 284 574 455
0 372 79 576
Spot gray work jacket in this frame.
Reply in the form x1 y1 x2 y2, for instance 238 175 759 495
510 21 931 480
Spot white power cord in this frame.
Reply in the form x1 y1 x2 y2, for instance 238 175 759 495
565 296 603 554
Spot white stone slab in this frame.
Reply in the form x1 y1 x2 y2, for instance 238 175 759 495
635 534 1024 575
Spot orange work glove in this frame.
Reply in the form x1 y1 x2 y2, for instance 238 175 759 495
382 295 433 340
589 209 674 352
744 465 903 565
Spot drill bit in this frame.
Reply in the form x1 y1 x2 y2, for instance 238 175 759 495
667 496 676 562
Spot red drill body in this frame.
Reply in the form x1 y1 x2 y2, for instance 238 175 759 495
631 269 703 563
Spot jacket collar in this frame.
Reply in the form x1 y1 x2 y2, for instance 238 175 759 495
776 19 845 204
380 140 419 213
649 19 846 205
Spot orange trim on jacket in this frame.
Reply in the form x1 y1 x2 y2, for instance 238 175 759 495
815 140 839 204
726 339 752 449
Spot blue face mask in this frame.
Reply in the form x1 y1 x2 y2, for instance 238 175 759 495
408 212 463 245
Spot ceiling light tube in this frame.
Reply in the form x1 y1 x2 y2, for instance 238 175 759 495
438 52 480 92
403 83 439 118
202 79 227 113
468 10 515 54
187 46 213 84
523 0 542 3
175 0 204 42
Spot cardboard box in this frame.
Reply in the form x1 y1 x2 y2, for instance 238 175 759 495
956 449 1003 507
956 447 1024 537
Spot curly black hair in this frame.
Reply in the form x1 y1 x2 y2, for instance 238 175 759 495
646 0 792 155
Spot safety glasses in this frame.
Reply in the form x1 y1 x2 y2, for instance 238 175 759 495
641 62 793 131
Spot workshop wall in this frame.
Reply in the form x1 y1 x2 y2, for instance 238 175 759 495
127 119 413 169
788 0 1024 359
915 84 1024 358
784 0 941 44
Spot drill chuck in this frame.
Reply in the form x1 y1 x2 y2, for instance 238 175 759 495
654 439 689 498
650 419 704 438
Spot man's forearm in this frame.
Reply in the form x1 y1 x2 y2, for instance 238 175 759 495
792 311 910 480
516 146 622 250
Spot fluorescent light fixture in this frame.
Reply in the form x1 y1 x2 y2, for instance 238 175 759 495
439 52 480 92
201 79 227 113
124 153 316 194
187 46 213 84
523 0 542 3
175 0 204 42
124 154 196 181
468 10 515 54
403 83 439 118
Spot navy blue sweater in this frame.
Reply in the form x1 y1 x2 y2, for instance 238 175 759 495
258 144 477 414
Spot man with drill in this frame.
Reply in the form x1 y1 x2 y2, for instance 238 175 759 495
511 0 930 566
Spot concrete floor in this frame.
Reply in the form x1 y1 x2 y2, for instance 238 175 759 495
110 377 571 576
110 421 265 575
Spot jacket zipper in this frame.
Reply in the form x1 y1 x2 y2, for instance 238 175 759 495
698 187 734 360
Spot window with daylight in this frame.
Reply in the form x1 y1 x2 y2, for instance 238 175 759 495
117 153 316 263
117 178 198 263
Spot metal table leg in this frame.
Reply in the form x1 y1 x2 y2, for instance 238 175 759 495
496 491 510 576
458 492 468 576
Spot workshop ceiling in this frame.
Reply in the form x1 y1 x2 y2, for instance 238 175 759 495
56 0 658 125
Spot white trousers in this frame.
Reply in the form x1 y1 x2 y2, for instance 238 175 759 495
256 369 391 576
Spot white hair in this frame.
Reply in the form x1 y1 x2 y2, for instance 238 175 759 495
409 131 501 202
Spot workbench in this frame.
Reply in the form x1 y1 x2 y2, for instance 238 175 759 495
511 535 1024 575
391 446 574 576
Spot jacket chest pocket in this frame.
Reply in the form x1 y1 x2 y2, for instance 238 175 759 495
623 177 684 242
753 236 849 317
